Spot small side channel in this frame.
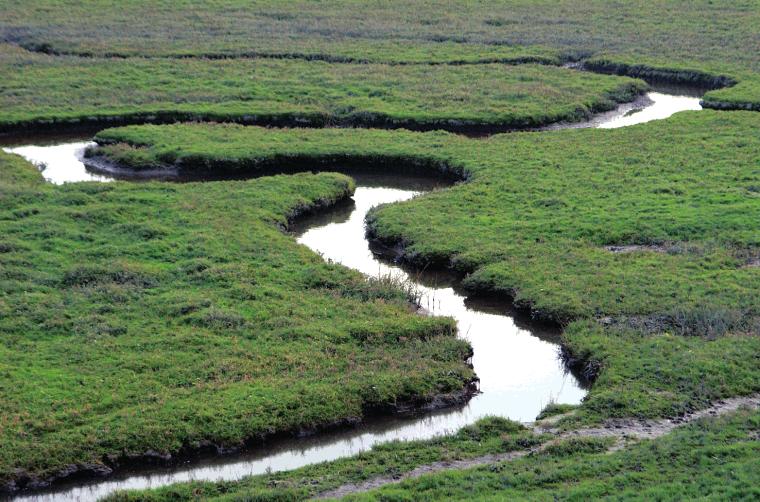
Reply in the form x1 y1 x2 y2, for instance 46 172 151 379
540 82 704 130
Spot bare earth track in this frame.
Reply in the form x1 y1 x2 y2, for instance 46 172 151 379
315 394 760 499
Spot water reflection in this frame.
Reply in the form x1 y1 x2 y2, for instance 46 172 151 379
4 84 705 501
3 141 108 184
295 183 587 424
14 183 585 502
597 91 702 129
541 86 703 131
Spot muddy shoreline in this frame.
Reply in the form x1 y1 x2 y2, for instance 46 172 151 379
0 110 618 137
581 60 735 90
2 382 480 494
81 149 470 184
700 99 760 112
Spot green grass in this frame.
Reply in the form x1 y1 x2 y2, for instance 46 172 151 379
0 150 475 489
0 43 645 132
2 0 760 107
104 417 546 501
90 115 760 424
91 112 760 323
0 148 46 186
562 319 760 423
2 1 760 497
341 408 760 501
1 1 757 69
535 403 578 421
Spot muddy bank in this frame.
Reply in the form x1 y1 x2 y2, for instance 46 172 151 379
2 110 599 136
2 381 479 494
83 147 471 184
605 244 669 253
559 344 603 382
582 59 735 90
0 111 330 136
701 98 760 112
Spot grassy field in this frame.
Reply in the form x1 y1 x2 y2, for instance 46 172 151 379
562 320 759 422
0 151 475 489
0 43 645 132
90 115 760 423
1 1 758 68
2 0 759 108
1 1 759 498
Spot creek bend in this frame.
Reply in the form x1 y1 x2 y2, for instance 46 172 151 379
3 85 703 502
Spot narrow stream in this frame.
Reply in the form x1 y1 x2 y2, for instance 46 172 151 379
3 86 703 502
293 178 587 422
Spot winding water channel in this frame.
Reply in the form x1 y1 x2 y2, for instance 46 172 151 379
3 86 703 502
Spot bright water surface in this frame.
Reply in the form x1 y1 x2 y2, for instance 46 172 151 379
3 87 703 502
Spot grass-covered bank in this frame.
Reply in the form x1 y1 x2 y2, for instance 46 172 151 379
0 151 476 491
90 115 760 424
581 58 736 90
339 408 760 501
91 113 760 322
0 44 646 133
582 56 760 112
9 39 563 66
561 320 760 423
103 405 760 501
104 417 545 501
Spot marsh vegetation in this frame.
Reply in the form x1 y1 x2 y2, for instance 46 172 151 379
0 1 758 500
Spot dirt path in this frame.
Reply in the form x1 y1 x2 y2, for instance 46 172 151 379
315 394 760 500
